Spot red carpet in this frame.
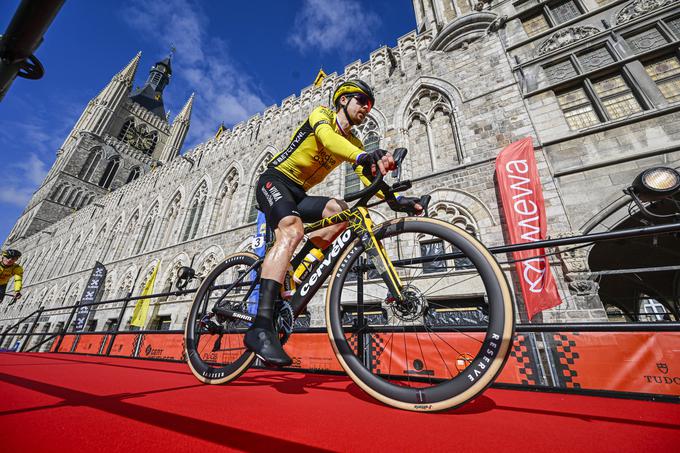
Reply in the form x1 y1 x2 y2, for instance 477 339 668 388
0 353 677 452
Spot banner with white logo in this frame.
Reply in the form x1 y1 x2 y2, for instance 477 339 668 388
495 137 561 319
74 262 107 331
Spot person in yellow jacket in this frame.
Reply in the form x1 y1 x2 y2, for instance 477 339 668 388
0 249 23 303
245 80 422 366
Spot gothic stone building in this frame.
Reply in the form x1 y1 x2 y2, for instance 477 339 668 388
2 0 679 344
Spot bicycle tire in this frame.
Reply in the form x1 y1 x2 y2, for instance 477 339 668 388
185 252 258 384
326 217 514 411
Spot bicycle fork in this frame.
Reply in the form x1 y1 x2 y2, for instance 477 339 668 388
351 207 405 302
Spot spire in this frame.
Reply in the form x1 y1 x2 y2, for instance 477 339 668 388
173 92 194 123
158 93 194 162
113 51 142 84
129 53 172 118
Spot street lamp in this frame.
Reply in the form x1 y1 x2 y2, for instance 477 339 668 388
624 166 680 220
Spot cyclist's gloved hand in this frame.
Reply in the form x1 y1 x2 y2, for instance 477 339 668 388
356 148 389 178
15 291 22 300
388 196 423 215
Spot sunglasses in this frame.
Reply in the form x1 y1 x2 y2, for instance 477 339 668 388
352 94 372 110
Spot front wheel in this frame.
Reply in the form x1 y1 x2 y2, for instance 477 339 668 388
185 252 259 384
326 217 514 412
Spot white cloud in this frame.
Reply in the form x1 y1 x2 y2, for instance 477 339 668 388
122 0 267 148
0 153 48 207
288 0 381 55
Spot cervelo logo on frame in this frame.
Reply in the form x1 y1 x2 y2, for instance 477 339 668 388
299 229 352 296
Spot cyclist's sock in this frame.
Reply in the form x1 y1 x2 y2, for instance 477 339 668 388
291 239 316 269
252 278 281 330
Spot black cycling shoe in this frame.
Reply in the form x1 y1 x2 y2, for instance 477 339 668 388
244 327 292 367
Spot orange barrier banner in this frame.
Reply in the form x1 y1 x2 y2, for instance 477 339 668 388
284 333 344 372
137 334 185 360
546 331 680 396
193 333 246 365
54 335 77 353
72 335 108 355
44 330 680 397
109 334 139 357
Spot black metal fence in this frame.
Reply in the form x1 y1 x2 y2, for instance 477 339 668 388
2 221 679 353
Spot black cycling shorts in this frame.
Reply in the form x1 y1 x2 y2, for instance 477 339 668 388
256 168 330 228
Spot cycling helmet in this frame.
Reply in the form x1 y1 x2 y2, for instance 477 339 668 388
332 79 375 109
2 249 21 259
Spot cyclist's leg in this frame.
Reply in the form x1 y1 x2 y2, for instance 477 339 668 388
300 197 349 249
0 284 6 302
246 173 305 366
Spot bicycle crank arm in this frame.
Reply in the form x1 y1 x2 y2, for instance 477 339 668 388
212 307 255 323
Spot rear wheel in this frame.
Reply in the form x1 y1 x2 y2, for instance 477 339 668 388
326 217 514 411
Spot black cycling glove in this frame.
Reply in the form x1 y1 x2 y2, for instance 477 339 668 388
387 196 423 215
356 148 388 178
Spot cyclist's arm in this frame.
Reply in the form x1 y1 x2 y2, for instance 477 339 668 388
310 107 363 162
353 163 393 200
12 266 23 292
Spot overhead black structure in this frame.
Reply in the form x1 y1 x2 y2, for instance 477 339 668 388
0 0 64 101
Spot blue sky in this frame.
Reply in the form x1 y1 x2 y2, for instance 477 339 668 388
0 0 417 242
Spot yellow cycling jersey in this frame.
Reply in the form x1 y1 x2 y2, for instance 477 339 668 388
0 263 23 291
268 106 364 191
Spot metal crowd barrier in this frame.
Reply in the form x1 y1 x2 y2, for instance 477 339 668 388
0 222 678 403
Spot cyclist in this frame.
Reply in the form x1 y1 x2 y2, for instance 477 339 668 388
247 79 422 366
0 249 23 303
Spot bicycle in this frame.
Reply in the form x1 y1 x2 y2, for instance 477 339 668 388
184 148 515 411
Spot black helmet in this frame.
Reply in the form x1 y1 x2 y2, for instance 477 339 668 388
332 79 375 109
2 249 21 259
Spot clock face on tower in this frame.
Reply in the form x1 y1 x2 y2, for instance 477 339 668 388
122 123 157 154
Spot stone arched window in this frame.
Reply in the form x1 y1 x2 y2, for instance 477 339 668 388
70 230 93 273
182 182 208 241
56 234 81 275
118 119 135 141
247 153 273 223
126 166 141 183
101 219 122 262
99 156 121 189
78 147 103 181
117 210 140 259
211 167 240 233
158 191 182 247
344 116 382 196
423 202 479 272
135 202 160 254
56 186 72 205
406 87 462 171
51 184 68 202
117 271 135 299
430 202 478 235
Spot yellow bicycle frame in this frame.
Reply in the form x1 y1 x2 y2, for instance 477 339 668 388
302 206 404 301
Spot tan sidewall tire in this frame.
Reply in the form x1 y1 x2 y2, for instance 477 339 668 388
185 252 258 385
325 217 514 411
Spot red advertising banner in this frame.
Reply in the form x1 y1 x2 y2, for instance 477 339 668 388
42 330 680 397
54 334 77 353
546 332 680 396
108 334 138 357
72 334 108 355
283 333 344 372
137 334 185 361
495 137 562 319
